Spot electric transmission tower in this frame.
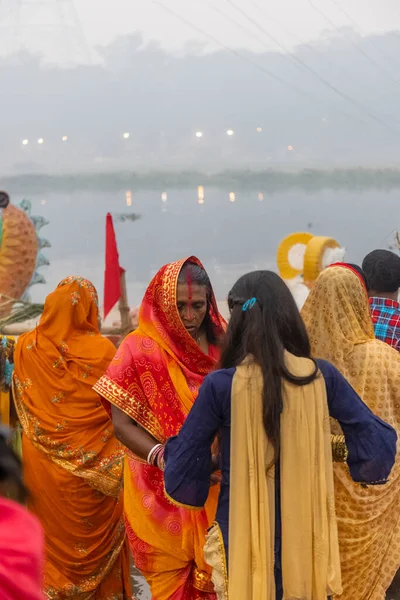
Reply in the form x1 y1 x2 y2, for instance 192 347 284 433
0 0 91 65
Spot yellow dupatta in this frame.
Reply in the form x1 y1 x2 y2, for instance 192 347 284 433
227 354 341 600
302 266 400 600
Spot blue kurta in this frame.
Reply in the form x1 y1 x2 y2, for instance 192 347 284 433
164 359 397 600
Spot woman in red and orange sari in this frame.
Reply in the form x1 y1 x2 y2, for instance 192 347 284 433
94 257 226 600
13 276 131 600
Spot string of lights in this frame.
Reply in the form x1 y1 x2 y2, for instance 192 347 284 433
16 129 297 146
21 136 68 146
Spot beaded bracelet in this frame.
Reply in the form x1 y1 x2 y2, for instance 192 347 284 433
331 434 348 463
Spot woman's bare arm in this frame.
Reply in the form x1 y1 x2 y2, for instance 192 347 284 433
111 404 159 461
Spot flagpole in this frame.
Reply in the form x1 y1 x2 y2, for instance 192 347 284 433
118 270 131 336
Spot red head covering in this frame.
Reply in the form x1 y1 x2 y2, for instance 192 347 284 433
0 498 44 600
95 256 226 440
138 255 225 374
328 262 368 292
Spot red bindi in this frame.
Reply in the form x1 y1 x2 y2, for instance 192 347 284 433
186 269 193 301
184 269 195 320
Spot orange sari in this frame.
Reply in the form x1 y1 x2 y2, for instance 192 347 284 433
94 257 226 600
13 276 131 600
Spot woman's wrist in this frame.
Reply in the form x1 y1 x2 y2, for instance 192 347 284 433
147 443 165 470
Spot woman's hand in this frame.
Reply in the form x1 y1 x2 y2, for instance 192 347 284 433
211 454 220 472
210 454 222 485
210 472 222 485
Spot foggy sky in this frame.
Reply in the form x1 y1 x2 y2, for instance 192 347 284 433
1 0 400 172
1 0 399 307
1 0 400 63
72 0 400 57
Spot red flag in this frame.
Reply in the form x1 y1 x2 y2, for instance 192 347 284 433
104 213 124 319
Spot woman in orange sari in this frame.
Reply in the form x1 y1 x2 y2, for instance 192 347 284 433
13 276 131 600
94 257 226 600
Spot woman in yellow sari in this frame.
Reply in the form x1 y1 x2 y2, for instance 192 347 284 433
302 264 400 600
13 276 131 600
94 257 226 600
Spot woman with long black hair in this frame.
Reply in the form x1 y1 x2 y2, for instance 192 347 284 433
164 270 397 600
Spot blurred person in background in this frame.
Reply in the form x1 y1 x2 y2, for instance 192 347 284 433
362 249 400 350
0 426 44 600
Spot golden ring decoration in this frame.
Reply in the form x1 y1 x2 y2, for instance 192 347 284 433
303 236 340 285
276 232 313 280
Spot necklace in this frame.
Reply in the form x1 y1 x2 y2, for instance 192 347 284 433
196 331 204 347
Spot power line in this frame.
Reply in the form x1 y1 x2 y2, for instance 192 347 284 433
223 0 399 133
307 0 400 86
247 0 398 110
152 0 367 128
241 0 400 123
329 0 400 71
203 1 277 56
203 0 323 87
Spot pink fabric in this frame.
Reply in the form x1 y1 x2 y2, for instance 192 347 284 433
0 498 44 600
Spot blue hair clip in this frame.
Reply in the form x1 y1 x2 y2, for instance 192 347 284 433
242 297 257 312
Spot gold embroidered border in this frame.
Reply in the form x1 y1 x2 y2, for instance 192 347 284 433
12 377 29 431
93 375 165 442
214 522 228 600
331 434 348 463
13 378 123 499
43 451 122 498
193 567 215 593
159 257 221 375
203 522 228 600
44 519 126 599
163 483 203 511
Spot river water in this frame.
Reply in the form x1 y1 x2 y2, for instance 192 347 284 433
24 186 399 308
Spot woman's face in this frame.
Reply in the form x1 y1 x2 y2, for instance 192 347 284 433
177 283 208 338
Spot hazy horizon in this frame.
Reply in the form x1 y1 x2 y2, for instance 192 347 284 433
3 27 400 174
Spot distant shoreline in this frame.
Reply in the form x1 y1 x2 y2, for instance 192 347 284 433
3 167 400 194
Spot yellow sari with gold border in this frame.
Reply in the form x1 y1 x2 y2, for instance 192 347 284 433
302 266 400 600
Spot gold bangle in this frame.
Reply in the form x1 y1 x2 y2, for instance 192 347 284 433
331 434 348 462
